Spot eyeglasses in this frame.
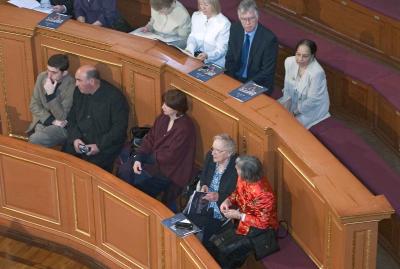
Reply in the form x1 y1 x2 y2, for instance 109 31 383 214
211 147 226 154
239 16 257 23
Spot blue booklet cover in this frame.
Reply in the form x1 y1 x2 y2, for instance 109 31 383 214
162 213 201 238
37 12 71 29
229 81 269 102
188 63 224 82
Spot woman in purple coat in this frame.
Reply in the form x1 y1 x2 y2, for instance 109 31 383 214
118 89 196 211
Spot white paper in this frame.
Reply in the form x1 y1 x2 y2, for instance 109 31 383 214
129 28 181 43
33 6 53 14
8 0 40 9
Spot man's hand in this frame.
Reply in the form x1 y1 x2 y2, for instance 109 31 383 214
86 144 99 156
73 139 85 153
133 161 142 174
44 78 57 95
52 5 66 13
92 21 102 26
52 120 67 128
77 16 85 23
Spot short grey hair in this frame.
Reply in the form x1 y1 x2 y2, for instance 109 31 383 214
235 155 263 182
237 0 259 17
213 133 236 155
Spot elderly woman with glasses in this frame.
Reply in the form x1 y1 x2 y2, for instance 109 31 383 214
187 134 238 244
185 0 231 67
138 0 191 48
209 155 278 268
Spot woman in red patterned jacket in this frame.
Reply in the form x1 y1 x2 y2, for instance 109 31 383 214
210 155 278 268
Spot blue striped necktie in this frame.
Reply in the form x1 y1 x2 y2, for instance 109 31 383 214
239 34 250 78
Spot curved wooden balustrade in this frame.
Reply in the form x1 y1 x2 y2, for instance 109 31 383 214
0 4 394 268
0 135 219 269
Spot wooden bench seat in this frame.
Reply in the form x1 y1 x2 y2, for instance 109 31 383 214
310 117 400 215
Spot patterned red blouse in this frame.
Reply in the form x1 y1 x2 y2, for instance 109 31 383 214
228 176 278 235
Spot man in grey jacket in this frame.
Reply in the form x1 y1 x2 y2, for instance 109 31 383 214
27 54 75 147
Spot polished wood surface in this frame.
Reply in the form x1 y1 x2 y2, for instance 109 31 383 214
259 0 400 155
263 0 400 69
0 4 395 269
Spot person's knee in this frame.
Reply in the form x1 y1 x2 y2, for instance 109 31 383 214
29 132 48 146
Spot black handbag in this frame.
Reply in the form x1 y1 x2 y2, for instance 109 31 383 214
208 222 252 268
130 126 151 152
249 227 280 260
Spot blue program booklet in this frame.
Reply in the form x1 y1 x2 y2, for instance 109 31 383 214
188 63 224 82
162 213 201 238
37 12 71 29
229 81 269 102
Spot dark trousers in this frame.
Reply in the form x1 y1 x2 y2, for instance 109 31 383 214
187 208 226 244
117 158 178 211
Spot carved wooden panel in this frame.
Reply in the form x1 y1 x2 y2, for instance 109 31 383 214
0 35 35 138
36 37 123 88
275 46 291 90
269 0 305 14
324 65 342 110
185 92 239 165
276 147 326 267
178 242 207 269
133 72 159 127
375 97 400 153
304 0 385 52
67 169 95 243
0 153 62 226
95 185 154 269
341 77 374 124
392 26 400 63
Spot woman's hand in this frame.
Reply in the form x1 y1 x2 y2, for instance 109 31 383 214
141 25 150 32
220 198 231 213
133 161 142 174
200 185 208 192
196 52 208 61
223 209 242 220
203 192 219 202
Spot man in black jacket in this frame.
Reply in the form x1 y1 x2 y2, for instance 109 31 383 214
225 0 278 94
63 65 129 172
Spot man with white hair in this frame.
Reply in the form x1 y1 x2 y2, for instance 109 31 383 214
225 0 278 95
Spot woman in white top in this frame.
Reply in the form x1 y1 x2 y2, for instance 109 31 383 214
278 39 330 129
185 0 231 67
140 0 191 48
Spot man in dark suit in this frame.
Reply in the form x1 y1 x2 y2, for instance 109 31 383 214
225 0 278 94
